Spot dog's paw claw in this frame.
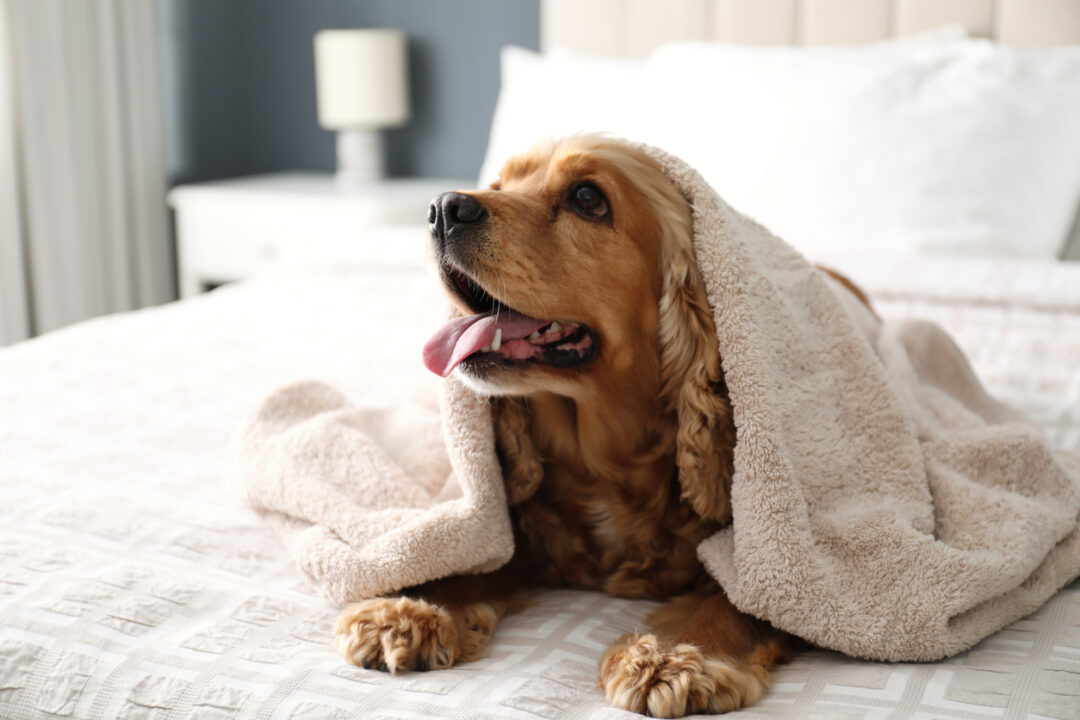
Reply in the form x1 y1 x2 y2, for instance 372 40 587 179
599 634 767 717
335 597 459 673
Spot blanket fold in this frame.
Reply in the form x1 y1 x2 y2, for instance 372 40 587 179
228 379 514 603
228 144 1080 662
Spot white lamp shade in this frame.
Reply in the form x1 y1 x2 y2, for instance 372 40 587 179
314 29 410 130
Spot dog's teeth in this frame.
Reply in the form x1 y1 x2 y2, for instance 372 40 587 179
491 329 502 352
549 321 561 333
528 331 541 340
480 346 491 353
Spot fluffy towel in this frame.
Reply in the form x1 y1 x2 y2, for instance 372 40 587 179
229 145 1080 662
228 380 515 603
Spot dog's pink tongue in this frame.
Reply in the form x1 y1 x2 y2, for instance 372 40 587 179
423 311 548 377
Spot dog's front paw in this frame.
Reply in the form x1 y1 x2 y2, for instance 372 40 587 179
335 597 459 673
599 634 767 717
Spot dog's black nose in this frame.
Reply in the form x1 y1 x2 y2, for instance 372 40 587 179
429 192 487 245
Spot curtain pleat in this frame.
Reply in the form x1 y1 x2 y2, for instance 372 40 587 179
0 1 30 344
4 0 172 340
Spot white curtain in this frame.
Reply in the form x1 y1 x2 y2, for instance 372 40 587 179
0 2 28 344
0 0 172 345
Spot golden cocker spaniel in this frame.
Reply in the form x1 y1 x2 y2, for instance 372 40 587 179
334 136 870 716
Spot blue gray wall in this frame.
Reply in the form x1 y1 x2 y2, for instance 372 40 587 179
156 0 540 185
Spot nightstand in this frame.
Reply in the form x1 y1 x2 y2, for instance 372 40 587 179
168 173 471 298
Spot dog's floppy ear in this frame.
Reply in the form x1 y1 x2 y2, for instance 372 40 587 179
657 203 734 524
494 398 543 504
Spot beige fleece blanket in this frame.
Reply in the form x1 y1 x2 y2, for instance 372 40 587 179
229 145 1080 662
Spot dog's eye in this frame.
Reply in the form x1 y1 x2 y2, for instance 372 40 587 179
568 183 609 219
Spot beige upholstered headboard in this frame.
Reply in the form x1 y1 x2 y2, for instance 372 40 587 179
543 0 1080 55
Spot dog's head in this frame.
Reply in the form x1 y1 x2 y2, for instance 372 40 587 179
424 137 731 517
424 136 718 404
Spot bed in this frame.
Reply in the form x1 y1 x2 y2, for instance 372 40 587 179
1 252 1079 720
3 2 1080 719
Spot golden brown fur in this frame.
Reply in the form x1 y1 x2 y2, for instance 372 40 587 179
336 137 868 716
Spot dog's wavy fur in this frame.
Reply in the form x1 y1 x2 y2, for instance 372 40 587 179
334 136 827 716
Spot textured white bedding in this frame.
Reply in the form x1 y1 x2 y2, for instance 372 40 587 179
1 253 1078 719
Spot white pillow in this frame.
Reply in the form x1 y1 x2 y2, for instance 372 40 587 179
478 46 648 186
480 34 1080 260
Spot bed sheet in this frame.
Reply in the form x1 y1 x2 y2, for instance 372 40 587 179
1 253 1078 720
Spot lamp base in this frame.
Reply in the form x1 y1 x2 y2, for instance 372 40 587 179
335 128 384 185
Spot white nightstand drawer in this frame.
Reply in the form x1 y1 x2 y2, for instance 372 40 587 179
170 173 469 296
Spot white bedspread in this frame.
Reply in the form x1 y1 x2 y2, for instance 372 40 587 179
1 253 1078 720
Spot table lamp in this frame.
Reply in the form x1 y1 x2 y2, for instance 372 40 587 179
314 29 410 184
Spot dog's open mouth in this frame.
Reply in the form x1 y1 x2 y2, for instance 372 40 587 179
422 267 598 377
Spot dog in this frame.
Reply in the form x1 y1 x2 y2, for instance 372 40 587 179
335 136 867 716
